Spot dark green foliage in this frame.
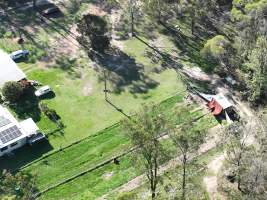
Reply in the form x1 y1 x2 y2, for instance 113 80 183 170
77 14 110 53
228 0 267 104
122 104 167 199
1 81 24 103
171 120 206 200
0 170 37 200
244 36 267 103
117 191 138 200
39 103 64 129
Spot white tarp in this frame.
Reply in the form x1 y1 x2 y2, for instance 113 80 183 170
0 50 26 87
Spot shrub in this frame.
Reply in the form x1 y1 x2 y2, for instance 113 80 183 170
201 35 231 64
1 81 24 103
117 191 138 200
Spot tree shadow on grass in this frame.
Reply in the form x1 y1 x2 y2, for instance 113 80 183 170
91 47 159 94
134 35 183 70
158 21 216 73
53 56 82 79
9 87 41 122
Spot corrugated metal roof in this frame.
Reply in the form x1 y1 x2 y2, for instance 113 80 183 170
213 93 232 109
0 50 26 87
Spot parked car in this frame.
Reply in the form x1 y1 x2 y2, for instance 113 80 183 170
10 50 29 60
35 85 52 97
225 76 237 86
29 80 42 86
41 6 60 15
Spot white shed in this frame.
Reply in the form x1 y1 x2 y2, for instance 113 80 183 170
0 50 26 87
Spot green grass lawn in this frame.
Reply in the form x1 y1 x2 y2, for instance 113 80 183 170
25 66 183 149
12 31 184 150
37 113 217 200
22 95 186 190
110 146 224 200
0 3 220 200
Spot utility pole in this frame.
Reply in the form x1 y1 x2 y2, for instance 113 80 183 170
103 69 108 100
129 0 135 37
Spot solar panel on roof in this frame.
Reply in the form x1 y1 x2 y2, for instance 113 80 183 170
0 126 22 144
0 116 11 128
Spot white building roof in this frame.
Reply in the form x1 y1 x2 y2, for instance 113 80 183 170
213 93 233 109
0 105 37 149
198 92 233 110
0 50 26 87
20 118 39 136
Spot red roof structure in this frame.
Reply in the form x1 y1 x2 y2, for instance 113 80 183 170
207 98 223 115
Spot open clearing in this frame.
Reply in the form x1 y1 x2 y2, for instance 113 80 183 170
2 1 261 200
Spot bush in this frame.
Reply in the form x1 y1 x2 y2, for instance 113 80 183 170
201 35 231 64
77 14 111 53
1 81 24 103
117 191 138 200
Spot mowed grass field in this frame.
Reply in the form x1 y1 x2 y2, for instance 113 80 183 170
22 95 217 200
0 2 219 200
0 34 184 152
37 119 218 200
24 95 186 190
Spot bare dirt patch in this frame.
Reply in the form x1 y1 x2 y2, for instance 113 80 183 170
102 172 114 180
83 4 107 16
203 154 226 200
82 81 93 96
198 125 223 154
110 9 124 50
52 25 81 57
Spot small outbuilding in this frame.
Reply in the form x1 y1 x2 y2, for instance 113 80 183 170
198 92 239 123
0 50 26 87
207 93 233 116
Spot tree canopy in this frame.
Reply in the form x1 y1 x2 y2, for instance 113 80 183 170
1 81 24 103
0 170 37 200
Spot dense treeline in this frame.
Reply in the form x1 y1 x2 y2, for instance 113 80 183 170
125 0 267 105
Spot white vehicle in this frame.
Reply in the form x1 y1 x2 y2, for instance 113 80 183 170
10 50 29 60
35 85 52 97
225 76 237 86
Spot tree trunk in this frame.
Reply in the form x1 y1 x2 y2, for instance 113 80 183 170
131 9 134 36
191 18 195 35
129 0 135 37
150 174 156 199
151 190 156 199
157 0 161 22
182 154 187 200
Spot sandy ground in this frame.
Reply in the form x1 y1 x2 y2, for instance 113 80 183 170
183 66 258 200
82 81 93 96
110 9 124 50
203 154 226 200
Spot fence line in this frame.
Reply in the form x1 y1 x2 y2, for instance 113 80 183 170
20 93 184 171
35 111 209 197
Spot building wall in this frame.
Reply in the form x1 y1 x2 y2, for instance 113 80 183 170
0 137 27 157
